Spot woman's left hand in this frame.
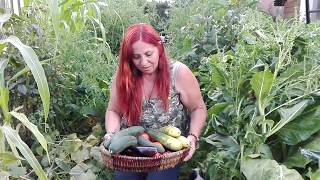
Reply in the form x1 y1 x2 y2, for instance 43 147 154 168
183 135 197 161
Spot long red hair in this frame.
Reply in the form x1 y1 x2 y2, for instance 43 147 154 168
116 23 170 126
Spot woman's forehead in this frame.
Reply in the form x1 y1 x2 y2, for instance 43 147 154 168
132 40 156 53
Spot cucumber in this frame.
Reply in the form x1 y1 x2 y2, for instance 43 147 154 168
160 126 181 137
147 129 182 151
110 126 145 145
103 138 112 149
108 136 137 154
177 136 191 148
137 135 165 153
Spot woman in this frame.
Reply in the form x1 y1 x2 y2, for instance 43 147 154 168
104 23 207 179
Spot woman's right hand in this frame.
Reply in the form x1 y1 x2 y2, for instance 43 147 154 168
103 133 114 141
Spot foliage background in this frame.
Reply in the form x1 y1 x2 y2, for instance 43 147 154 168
1 0 320 179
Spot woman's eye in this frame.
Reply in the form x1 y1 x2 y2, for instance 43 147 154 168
146 52 153 57
132 55 140 59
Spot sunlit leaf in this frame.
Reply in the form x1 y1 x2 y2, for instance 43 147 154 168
250 70 273 108
62 134 82 153
1 125 47 180
267 100 309 137
71 147 90 163
241 158 303 180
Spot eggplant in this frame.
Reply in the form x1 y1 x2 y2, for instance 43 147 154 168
131 146 158 157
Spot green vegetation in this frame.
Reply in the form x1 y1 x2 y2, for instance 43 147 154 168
1 0 320 179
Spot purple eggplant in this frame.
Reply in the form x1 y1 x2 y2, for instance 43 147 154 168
130 146 158 157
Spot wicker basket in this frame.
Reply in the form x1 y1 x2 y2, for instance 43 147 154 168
100 144 190 172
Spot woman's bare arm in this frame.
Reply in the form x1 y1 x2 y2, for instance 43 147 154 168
105 79 121 134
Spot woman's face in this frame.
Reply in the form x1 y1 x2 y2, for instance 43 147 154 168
131 40 160 75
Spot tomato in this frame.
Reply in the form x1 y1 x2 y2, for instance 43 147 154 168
140 132 151 141
153 141 164 148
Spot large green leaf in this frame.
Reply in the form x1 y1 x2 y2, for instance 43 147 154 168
9 112 48 155
207 102 229 117
284 135 320 168
277 105 320 145
0 59 8 88
69 163 96 180
241 158 303 180
0 36 50 122
250 70 274 108
1 125 47 180
4 127 22 159
267 100 309 137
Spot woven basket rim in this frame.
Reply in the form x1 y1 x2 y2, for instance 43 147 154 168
100 144 190 160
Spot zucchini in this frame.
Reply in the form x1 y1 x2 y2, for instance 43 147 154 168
111 126 145 145
108 136 137 154
137 135 165 153
160 126 181 137
147 129 182 151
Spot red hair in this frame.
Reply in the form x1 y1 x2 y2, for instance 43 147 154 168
116 23 170 126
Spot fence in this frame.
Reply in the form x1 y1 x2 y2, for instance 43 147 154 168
0 0 24 15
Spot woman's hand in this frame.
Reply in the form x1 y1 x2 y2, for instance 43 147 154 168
183 135 197 161
103 133 114 142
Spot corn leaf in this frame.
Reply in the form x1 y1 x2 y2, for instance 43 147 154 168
9 111 48 155
0 13 11 28
1 125 47 180
0 36 50 122
0 59 8 88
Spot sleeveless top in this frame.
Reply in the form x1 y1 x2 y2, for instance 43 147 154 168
120 61 190 134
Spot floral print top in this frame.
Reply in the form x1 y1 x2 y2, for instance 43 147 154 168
121 61 190 134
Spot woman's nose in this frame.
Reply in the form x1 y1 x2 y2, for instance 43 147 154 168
140 56 148 65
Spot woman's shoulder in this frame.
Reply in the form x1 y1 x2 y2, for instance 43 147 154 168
169 60 188 73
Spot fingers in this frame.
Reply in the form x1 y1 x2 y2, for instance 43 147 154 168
183 147 195 161
103 133 113 141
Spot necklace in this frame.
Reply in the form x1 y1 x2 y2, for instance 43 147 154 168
144 80 156 100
